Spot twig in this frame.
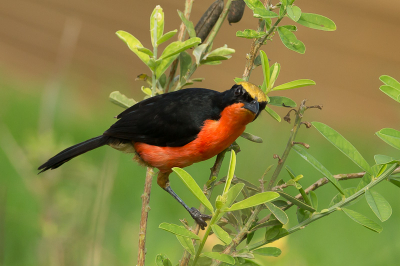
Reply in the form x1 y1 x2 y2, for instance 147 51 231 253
248 163 400 250
165 0 194 93
137 167 155 266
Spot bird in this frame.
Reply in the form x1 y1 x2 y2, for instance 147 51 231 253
38 81 268 229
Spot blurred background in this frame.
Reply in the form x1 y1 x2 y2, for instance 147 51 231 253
1 0 400 265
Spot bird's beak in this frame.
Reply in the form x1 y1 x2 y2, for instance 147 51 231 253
243 98 259 115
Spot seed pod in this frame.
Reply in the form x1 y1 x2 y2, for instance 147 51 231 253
228 0 245 24
195 0 224 42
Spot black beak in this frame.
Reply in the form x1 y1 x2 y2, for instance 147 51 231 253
243 98 259 115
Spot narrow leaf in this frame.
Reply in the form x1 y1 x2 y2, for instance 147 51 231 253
208 45 235 57
277 27 305 54
177 10 196 38
109 91 136 109
269 63 281 88
376 128 400 150
179 51 192 83
172 167 214 213
297 13 336 31
116 31 150 65
156 254 172 266
243 0 264 10
374 154 397 165
365 189 392 222
253 247 282 257
379 85 400 103
176 235 195 255
277 191 315 212
200 252 235 265
280 25 298 31
388 176 400 188
253 8 279 19
236 29 266 39
312 122 372 174
150 6 164 47
227 192 279 211
137 47 154 57
292 145 344 194
224 150 237 194
268 96 297 107
272 79 315 91
265 202 289 224
379 75 400 91
159 37 201 61
157 30 178 45
287 6 301 22
260 50 270 90
240 132 263 143
159 222 200 239
342 208 383 233
211 224 232 245
264 106 281 122
193 44 208 65
309 191 318 210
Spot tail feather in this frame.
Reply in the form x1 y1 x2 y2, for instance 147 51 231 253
38 135 109 173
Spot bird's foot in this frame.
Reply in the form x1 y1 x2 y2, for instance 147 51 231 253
189 207 212 230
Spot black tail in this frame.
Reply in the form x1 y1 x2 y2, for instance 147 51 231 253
38 135 109 173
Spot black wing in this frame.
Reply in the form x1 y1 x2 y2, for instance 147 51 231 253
103 88 225 147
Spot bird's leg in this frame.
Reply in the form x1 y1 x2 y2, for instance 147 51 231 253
157 171 212 230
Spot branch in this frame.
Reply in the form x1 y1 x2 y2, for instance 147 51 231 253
137 167 155 266
165 0 194 93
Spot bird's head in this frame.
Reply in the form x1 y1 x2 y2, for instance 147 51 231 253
228 81 268 120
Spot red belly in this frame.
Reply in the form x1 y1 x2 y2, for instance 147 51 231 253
134 103 255 173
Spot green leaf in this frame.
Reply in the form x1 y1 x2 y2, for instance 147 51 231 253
265 202 288 224
155 254 172 266
312 122 372 174
172 168 214 213
365 189 392 222
356 173 372 191
150 6 164 47
240 132 263 143
159 38 201 61
329 188 358 207
280 25 297 31
176 235 195 255
159 222 200 239
137 47 154 57
227 192 279 211
236 29 266 39
265 225 281 240
269 63 281 88
177 10 196 38
268 96 297 107
179 51 192 83
201 55 231 64
253 247 282 257
200 252 235 265
157 30 178 46
192 44 207 65
389 176 400 188
292 144 344 194
379 85 400 103
272 79 315 91
297 13 336 31
287 6 301 22
109 91 136 109
277 191 315 212
208 45 235 57
264 106 281 122
211 224 232 245
141 86 152 96
243 0 265 10
277 27 305 54
253 8 279 19
374 154 397 165
297 208 311 223
223 150 237 194
379 75 400 91
260 50 270 90
342 208 383 233
156 37 201 77
376 128 400 150
309 191 318 210
116 31 150 66
234 77 245 83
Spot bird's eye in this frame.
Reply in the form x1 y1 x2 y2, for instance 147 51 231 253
234 86 243 96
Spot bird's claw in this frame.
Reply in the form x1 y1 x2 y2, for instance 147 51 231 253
189 207 212 230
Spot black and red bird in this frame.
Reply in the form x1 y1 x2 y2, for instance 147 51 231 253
38 81 267 228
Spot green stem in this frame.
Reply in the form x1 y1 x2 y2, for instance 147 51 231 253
192 209 221 266
248 163 400 250
152 9 159 96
